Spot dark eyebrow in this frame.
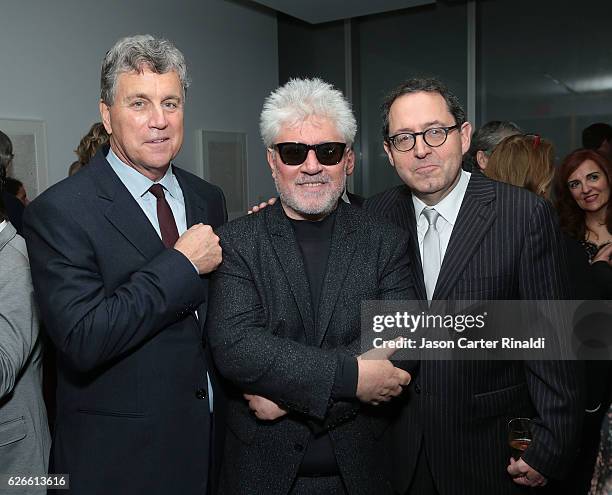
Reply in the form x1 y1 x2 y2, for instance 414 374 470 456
391 121 450 133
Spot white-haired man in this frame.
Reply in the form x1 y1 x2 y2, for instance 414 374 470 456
207 78 417 495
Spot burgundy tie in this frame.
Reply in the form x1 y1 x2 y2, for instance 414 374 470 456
149 184 179 248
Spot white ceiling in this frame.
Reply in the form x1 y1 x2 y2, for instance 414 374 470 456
252 0 435 24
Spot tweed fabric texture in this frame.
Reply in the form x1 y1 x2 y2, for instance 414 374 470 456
207 201 417 495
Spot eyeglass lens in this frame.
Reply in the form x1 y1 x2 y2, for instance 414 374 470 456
393 128 452 151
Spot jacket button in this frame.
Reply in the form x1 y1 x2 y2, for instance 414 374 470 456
294 443 304 452
195 388 207 400
414 384 421 394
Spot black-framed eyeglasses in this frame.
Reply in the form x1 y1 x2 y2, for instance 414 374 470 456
271 142 347 166
387 124 461 152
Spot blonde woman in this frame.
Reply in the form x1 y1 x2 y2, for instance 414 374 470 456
484 133 554 197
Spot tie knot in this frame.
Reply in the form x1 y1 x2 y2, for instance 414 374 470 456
422 207 440 227
149 183 165 199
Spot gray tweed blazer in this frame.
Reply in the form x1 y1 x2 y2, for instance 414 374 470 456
0 221 50 489
207 201 418 495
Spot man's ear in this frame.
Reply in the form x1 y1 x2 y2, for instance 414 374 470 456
345 148 355 176
460 122 472 155
99 101 113 135
383 141 395 167
266 148 276 177
476 150 489 170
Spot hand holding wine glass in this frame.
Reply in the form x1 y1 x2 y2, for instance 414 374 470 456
506 417 547 487
508 417 531 460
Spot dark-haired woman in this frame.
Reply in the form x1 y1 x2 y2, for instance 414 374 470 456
554 148 612 494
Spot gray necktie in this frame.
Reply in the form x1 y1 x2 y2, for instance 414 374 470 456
422 208 441 301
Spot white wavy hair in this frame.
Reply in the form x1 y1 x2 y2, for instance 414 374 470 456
259 78 357 148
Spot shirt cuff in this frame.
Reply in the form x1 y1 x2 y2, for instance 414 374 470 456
331 354 358 400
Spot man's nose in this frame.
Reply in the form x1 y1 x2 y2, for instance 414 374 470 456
413 134 431 158
300 149 323 173
149 104 168 129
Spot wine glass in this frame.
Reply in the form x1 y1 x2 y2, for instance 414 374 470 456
508 417 532 460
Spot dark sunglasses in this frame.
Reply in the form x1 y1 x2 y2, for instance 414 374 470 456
272 142 347 166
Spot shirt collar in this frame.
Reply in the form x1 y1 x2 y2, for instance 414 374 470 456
106 148 178 199
0 220 7 233
412 169 471 226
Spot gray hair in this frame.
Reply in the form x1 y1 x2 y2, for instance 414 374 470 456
260 78 357 148
465 120 522 171
101 34 190 105
469 120 522 156
381 77 466 140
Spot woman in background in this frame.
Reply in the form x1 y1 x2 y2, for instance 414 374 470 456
483 133 554 197
554 148 612 495
68 121 109 176
4 177 29 206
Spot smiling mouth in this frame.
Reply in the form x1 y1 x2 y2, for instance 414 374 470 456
146 138 169 144
583 194 598 202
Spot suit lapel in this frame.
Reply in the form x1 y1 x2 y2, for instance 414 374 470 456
265 203 316 342
391 188 427 301
174 166 209 227
172 166 212 334
89 151 164 260
316 203 360 347
434 173 496 300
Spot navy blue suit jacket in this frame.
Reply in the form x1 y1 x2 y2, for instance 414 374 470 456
24 149 226 495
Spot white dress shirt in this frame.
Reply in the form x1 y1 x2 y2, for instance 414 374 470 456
413 169 471 284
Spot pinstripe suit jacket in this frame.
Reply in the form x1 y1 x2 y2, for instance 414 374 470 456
365 172 584 495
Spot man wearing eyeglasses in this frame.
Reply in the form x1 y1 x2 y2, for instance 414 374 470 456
206 77 417 495
366 78 583 495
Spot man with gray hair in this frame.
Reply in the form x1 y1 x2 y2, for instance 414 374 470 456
24 35 226 494
206 77 416 494
464 120 522 172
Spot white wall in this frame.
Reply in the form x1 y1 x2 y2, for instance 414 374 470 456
0 0 278 202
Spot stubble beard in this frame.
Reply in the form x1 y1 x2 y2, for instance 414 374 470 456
274 167 346 218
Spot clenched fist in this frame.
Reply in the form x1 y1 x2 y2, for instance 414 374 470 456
174 224 222 274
